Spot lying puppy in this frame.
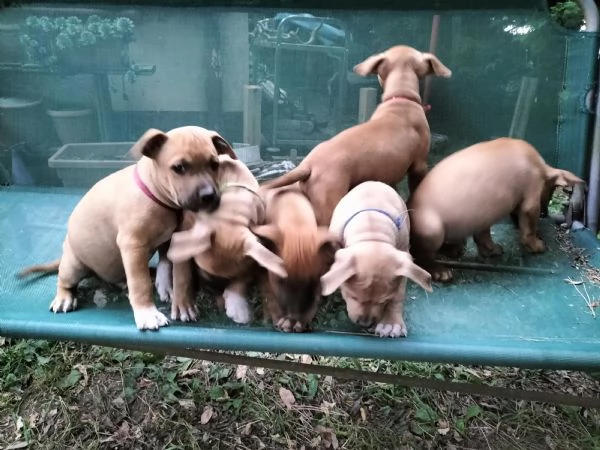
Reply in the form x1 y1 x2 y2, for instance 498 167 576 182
408 137 585 282
165 155 287 324
261 45 452 226
18 126 237 330
253 185 341 332
320 181 432 337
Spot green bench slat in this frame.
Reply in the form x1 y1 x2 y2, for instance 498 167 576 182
1 187 599 370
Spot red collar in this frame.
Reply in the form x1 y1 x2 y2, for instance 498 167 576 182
133 165 179 212
384 95 431 112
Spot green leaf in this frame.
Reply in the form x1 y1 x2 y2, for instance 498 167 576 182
414 404 437 423
306 374 319 400
465 404 482 421
58 369 82 389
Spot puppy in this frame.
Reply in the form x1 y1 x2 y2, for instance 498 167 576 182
407 137 585 282
253 185 341 332
261 45 452 226
18 126 237 330
320 181 432 337
165 154 287 325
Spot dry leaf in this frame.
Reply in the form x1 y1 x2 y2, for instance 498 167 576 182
112 396 126 408
300 354 313 364
6 442 28 450
178 399 195 410
437 427 450 435
200 406 214 424
279 387 296 410
181 369 202 378
235 365 248 380
16 416 24 431
241 422 252 435
256 367 265 376
360 407 367 422
316 426 339 449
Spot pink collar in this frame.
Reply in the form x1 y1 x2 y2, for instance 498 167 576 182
384 95 431 112
133 165 179 212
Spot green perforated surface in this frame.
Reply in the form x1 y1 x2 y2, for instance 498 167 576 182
1 187 599 370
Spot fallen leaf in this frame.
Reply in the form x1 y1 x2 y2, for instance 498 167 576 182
112 397 126 408
360 407 367 422
316 426 339 449
6 442 28 450
300 355 313 364
241 422 252 435
178 399 195 410
279 387 296 410
437 427 450 435
16 416 24 431
256 367 265 376
180 369 202 378
235 365 248 380
200 406 214 424
320 401 336 415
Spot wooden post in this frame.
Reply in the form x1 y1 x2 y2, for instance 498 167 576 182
358 87 378 123
243 85 262 146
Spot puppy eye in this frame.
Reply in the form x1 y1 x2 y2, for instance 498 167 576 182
210 159 219 171
171 162 188 175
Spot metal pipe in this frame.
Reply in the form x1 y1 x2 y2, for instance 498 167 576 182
578 0 600 233
422 14 441 106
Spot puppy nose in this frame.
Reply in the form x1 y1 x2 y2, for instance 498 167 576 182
198 185 220 211
355 315 375 327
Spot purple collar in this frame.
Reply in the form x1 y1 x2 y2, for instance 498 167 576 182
133 165 179 212
341 208 404 239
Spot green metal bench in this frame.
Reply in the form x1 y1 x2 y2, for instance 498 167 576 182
1 0 600 406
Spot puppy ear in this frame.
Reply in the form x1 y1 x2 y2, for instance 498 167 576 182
167 222 214 263
320 248 356 296
130 128 168 160
244 235 288 278
421 53 452 78
394 251 433 292
317 227 343 259
251 224 282 251
547 168 585 187
211 134 238 160
353 53 386 77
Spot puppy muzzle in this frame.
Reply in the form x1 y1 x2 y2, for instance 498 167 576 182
185 184 221 212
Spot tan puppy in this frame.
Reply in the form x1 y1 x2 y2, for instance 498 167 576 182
164 155 287 324
320 181 432 337
253 185 341 332
18 126 237 330
408 138 585 282
261 45 452 226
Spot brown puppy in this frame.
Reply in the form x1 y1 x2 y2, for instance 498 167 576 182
320 181 432 337
164 154 287 324
253 185 341 332
18 126 236 330
408 138 585 282
261 45 452 226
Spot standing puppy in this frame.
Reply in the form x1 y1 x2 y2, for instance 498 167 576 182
320 181 432 337
18 126 237 330
165 155 287 324
261 45 452 226
408 138 585 282
253 185 341 332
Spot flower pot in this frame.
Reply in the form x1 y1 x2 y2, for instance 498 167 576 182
47 107 100 145
60 40 129 72
0 97 49 146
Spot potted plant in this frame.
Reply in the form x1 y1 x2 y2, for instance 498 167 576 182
19 14 135 72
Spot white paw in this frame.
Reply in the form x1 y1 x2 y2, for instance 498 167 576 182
49 292 77 313
155 259 173 303
171 301 199 322
133 306 170 330
223 290 251 324
374 322 407 338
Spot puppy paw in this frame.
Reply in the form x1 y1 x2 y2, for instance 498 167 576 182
133 306 170 331
276 317 309 333
223 290 251 324
373 321 407 338
430 263 454 282
171 301 199 323
523 237 546 254
477 242 504 257
155 259 173 303
49 289 77 313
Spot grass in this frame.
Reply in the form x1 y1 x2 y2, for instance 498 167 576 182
1 338 600 449
2 188 600 449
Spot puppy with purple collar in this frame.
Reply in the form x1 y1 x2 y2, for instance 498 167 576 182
320 181 432 337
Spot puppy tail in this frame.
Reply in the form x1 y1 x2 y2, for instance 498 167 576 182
17 259 61 278
260 167 311 189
